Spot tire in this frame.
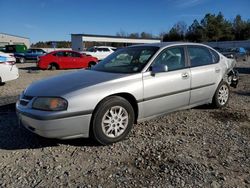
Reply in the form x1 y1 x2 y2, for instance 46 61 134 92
88 61 96 68
212 81 230 108
91 96 135 145
0 77 4 86
18 57 25 64
48 63 58 70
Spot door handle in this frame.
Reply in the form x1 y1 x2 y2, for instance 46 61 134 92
181 72 189 79
215 68 221 73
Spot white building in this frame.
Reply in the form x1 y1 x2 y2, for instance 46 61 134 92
71 34 161 51
0 33 30 48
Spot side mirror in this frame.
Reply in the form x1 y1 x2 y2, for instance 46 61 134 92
151 64 168 75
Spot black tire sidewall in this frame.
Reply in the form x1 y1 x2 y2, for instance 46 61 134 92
19 57 25 63
213 81 230 108
92 96 134 145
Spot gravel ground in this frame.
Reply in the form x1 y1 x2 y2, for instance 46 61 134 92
0 60 249 187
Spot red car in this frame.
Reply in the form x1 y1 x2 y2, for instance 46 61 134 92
37 50 98 70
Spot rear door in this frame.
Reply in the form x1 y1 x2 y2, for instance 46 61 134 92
142 46 191 118
187 45 221 105
71 52 86 68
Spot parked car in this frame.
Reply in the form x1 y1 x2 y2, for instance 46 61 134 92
83 46 117 60
4 44 28 63
37 50 98 70
0 52 19 85
24 48 47 61
215 47 248 61
16 43 239 145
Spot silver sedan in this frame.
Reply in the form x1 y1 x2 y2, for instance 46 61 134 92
16 43 239 145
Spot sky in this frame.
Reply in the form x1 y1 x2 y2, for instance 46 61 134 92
1 0 250 43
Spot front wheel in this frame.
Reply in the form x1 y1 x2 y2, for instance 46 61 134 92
18 57 25 64
91 96 135 145
212 81 230 108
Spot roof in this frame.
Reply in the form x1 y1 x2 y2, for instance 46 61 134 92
0 32 29 39
130 42 210 48
71 33 160 40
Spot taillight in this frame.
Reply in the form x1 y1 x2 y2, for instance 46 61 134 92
4 61 15 65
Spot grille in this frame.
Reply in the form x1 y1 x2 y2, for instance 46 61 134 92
20 95 33 106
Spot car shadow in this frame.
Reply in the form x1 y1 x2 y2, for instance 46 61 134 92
18 66 40 72
0 104 99 150
235 67 250 74
235 91 250 96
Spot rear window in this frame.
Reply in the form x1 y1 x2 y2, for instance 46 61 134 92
210 49 220 63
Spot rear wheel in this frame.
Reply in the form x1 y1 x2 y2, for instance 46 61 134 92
212 81 230 108
48 63 58 70
91 96 134 145
88 61 96 68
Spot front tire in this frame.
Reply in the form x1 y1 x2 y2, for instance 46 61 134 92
212 81 230 108
18 57 25 64
91 96 134 145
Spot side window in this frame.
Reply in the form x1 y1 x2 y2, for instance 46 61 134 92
153 47 186 71
102 48 110 52
55 51 64 57
188 46 213 67
72 52 81 57
210 49 220 63
97 48 103 52
65 52 73 57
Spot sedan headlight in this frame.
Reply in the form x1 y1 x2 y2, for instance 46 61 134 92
32 97 68 111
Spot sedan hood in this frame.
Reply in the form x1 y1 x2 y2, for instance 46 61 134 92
25 70 127 96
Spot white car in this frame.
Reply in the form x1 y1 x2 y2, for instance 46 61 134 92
0 52 19 84
83 46 116 60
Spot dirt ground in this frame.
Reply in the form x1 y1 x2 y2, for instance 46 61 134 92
0 60 249 187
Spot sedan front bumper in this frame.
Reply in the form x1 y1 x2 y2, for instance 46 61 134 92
17 109 92 139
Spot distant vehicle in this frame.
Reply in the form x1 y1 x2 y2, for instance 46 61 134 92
5 44 28 63
83 46 117 60
24 48 47 61
214 47 247 61
17 43 239 145
0 46 6 52
0 52 19 85
37 50 98 70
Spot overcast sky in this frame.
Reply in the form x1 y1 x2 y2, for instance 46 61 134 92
1 0 250 43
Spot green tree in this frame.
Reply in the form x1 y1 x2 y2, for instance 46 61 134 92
233 15 247 40
186 19 204 42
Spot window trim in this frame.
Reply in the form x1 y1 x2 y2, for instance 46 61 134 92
209 48 220 64
148 45 188 72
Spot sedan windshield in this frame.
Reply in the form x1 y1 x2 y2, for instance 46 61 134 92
91 46 159 73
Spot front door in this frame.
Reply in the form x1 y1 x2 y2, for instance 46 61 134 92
142 46 191 118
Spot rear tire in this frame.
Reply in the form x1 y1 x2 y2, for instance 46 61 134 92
88 61 96 68
212 81 230 108
91 96 134 145
48 63 58 70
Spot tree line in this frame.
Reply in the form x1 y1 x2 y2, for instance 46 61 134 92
32 12 250 48
164 13 250 42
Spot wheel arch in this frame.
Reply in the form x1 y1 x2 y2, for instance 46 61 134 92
49 62 60 69
90 92 139 126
